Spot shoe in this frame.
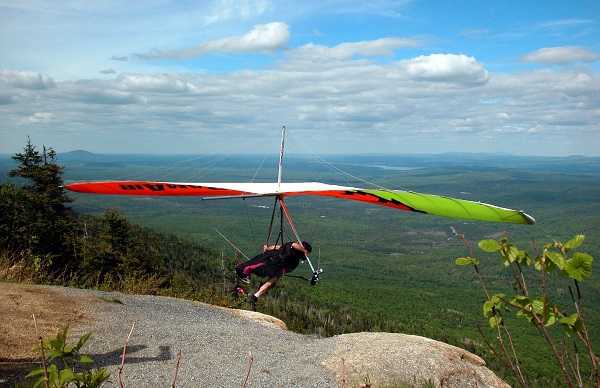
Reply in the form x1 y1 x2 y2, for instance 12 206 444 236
248 294 258 310
239 275 250 284
233 286 246 297
236 268 251 284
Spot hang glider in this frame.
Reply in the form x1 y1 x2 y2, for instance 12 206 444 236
65 180 535 225
64 126 535 288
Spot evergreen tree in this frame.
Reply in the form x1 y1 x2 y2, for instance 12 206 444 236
5 138 74 264
0 183 32 250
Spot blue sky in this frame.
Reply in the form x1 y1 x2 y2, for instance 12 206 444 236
1 0 599 156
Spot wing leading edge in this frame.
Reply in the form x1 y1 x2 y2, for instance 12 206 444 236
65 181 535 225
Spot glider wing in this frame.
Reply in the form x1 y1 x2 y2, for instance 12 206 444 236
65 181 535 225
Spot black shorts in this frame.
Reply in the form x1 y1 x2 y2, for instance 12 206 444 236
237 251 285 278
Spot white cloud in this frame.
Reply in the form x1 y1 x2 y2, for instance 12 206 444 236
74 87 145 105
527 124 544 133
536 19 594 29
137 22 289 59
400 54 489 85
295 0 412 18
291 37 420 61
23 112 54 124
0 69 56 89
202 0 272 26
2 54 599 155
523 46 600 64
115 74 198 93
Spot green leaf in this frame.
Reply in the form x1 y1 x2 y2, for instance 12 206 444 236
87 368 111 387
559 313 579 328
545 251 566 270
564 234 585 250
26 368 46 378
63 343 74 355
75 333 92 352
47 364 58 383
532 299 544 315
507 246 520 262
489 316 502 328
478 239 500 252
516 309 534 322
564 252 593 281
544 313 557 327
511 295 530 307
48 337 63 352
59 368 76 385
483 300 494 317
490 293 505 305
483 294 506 318
455 257 479 266
79 354 94 365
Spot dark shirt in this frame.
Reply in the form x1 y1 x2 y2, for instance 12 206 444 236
276 242 304 272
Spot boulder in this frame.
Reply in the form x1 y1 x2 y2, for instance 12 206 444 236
232 308 288 330
322 332 509 388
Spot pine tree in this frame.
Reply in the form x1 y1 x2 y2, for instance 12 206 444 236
6 138 74 263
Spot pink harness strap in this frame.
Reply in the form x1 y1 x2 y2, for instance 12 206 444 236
243 261 266 275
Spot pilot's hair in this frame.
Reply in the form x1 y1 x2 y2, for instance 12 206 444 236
301 241 312 253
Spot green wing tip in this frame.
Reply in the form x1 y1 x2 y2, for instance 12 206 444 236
521 211 536 225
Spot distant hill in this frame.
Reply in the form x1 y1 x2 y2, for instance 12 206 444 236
59 150 105 162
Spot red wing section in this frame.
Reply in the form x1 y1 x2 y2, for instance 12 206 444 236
287 190 415 212
65 181 247 197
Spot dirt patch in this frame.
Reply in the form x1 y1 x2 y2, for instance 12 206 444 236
0 282 94 361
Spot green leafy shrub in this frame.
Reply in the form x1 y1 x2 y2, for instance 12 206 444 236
26 326 109 388
456 234 598 388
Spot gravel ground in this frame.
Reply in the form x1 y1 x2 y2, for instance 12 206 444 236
59 287 338 388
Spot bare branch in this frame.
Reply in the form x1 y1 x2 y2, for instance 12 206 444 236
476 324 512 371
241 351 254 388
569 283 599 385
118 322 136 388
33 314 49 388
502 325 528 387
171 350 182 388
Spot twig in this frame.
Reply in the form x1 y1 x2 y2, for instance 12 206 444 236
33 314 49 388
455 230 523 385
341 357 347 388
534 317 574 388
171 350 182 388
514 262 529 296
476 324 508 368
456 231 491 299
501 296 575 387
562 340 583 388
118 322 136 388
502 325 528 387
241 351 254 388
573 343 583 388
569 283 599 386
494 322 523 386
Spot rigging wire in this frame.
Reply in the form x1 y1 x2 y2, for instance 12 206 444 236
285 129 396 192
242 154 269 246
214 228 249 260
250 154 268 183
312 155 393 191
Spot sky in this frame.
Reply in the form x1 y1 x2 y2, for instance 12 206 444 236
1 0 599 156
